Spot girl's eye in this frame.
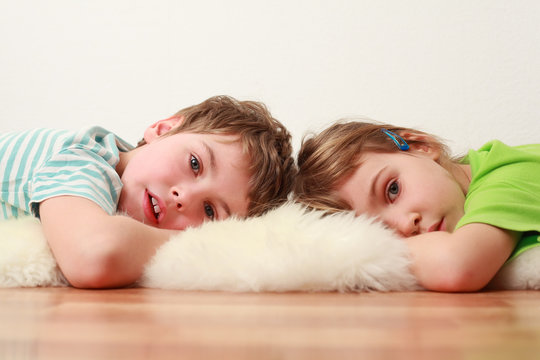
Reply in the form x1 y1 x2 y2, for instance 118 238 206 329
190 155 200 173
204 203 215 220
386 180 400 203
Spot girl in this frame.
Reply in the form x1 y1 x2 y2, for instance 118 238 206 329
295 121 540 292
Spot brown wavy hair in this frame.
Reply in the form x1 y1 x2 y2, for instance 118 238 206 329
139 95 296 217
294 120 450 213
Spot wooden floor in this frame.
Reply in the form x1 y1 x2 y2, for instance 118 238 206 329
1 288 540 360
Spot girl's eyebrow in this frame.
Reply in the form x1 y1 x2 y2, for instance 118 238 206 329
370 166 387 200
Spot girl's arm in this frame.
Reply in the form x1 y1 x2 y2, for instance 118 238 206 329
405 223 519 292
39 195 177 289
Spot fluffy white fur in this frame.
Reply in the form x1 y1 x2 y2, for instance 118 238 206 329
0 216 67 287
0 203 538 291
488 246 540 290
140 203 420 292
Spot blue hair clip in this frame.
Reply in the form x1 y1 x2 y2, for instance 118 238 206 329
381 129 409 151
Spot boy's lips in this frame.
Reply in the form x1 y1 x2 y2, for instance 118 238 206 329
143 190 165 225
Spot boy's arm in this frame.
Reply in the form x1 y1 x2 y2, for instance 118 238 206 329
39 195 176 289
405 223 519 292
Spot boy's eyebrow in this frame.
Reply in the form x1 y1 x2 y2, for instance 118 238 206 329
202 141 231 218
370 166 387 200
201 141 216 170
221 202 231 218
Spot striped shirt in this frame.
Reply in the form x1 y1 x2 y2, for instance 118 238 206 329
0 127 133 220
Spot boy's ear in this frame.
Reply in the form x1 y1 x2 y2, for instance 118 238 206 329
143 116 184 143
399 131 441 161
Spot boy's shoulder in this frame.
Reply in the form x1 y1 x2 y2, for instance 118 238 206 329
76 126 134 152
2 126 132 150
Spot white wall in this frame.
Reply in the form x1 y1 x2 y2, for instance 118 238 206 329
1 0 539 156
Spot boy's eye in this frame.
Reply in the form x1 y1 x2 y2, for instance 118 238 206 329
386 180 400 203
204 203 215 220
190 155 200 173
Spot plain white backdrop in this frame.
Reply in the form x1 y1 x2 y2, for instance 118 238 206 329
1 0 539 156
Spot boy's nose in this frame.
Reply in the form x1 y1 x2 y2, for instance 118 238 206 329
170 186 200 211
171 189 183 210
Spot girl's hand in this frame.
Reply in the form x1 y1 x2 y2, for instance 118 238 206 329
405 223 519 292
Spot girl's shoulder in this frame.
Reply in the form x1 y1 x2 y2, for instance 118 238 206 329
466 140 540 166
474 140 540 153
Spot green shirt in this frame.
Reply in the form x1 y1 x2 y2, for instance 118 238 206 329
456 140 540 261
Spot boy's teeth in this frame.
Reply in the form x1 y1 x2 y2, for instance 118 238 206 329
151 196 161 215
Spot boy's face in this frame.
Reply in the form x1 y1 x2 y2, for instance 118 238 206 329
117 130 251 230
336 151 469 237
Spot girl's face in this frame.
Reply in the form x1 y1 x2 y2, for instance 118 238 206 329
336 150 470 237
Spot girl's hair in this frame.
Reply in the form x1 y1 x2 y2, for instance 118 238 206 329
139 95 297 217
294 120 451 213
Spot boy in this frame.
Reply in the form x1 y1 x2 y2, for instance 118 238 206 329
1 95 296 288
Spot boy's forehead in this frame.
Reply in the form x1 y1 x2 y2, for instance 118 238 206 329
161 131 247 165
172 130 255 186
172 130 241 144
201 133 250 166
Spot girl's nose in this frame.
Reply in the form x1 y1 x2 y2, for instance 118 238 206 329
386 212 421 237
399 212 421 237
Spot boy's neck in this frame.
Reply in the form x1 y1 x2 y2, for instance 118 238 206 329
116 149 136 177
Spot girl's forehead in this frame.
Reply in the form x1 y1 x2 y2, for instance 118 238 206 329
358 151 397 168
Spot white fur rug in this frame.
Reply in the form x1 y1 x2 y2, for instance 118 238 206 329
141 203 419 292
0 203 538 291
0 216 67 287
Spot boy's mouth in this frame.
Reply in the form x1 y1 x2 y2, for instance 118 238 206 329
144 190 164 224
150 196 161 219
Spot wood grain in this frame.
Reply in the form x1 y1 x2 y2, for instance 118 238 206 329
1 288 539 359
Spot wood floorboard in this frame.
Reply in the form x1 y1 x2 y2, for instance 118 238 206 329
1 288 539 359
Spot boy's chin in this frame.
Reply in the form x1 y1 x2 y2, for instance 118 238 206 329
116 205 142 223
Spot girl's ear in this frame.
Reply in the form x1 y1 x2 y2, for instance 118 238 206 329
143 116 184 144
399 131 441 161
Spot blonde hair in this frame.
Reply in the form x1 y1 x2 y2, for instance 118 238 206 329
139 95 296 217
294 120 451 213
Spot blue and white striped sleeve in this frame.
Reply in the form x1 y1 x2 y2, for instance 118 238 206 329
30 144 124 217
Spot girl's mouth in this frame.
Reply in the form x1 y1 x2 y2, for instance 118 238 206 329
428 218 446 232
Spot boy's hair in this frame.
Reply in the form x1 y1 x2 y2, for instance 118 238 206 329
294 120 450 213
139 95 296 217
